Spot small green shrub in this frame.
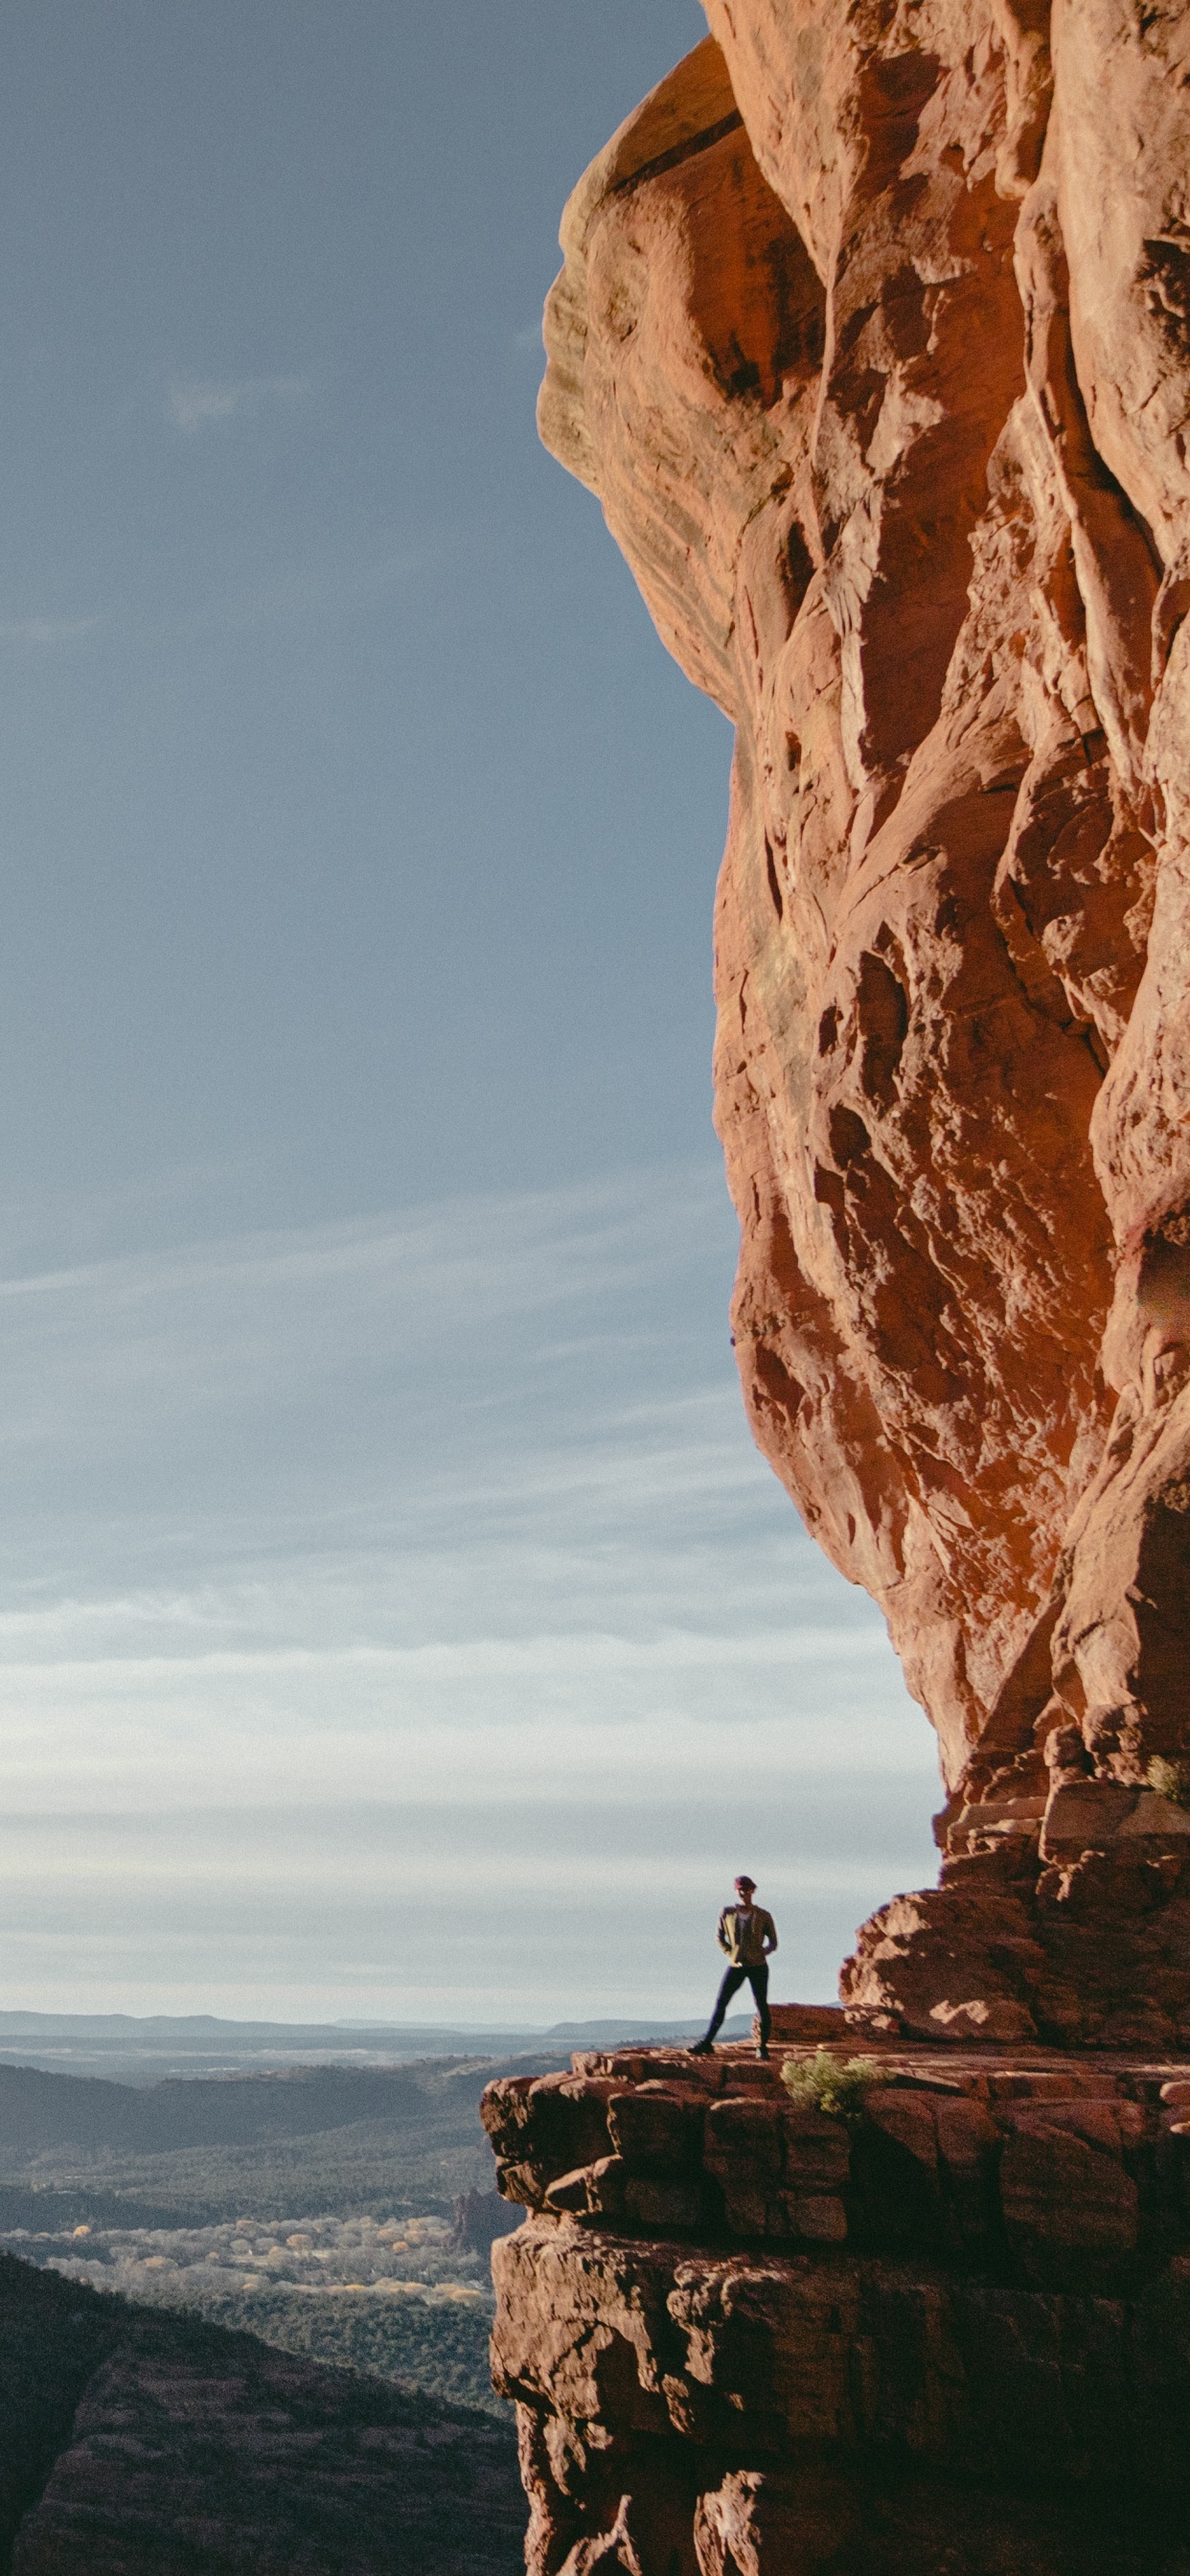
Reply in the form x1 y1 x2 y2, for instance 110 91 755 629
1146 1756 1190 1807
780 2050 881 2123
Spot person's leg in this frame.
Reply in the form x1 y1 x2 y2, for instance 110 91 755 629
747 1962 770 2054
692 1963 746 2049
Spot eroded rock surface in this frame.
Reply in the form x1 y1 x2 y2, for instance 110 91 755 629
540 1 1190 2041
486 2037 1190 2576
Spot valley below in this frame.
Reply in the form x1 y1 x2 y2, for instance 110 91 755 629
0 2043 574 2570
0 2050 555 2422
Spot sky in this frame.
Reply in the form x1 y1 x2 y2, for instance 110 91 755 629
0 0 940 2022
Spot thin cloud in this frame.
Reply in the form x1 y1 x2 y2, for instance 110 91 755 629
0 1160 935 2015
167 374 311 435
0 616 100 647
0 1627 894 1687
0 1162 731 1414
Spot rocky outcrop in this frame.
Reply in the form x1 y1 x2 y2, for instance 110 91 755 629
485 2036 1190 2574
539 0 1190 2040
506 13 1190 2563
451 2188 524 2256
0 2255 523 2576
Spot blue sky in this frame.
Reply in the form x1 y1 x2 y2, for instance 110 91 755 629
0 1 938 2019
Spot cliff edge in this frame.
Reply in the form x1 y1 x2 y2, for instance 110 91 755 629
485 2034 1190 2576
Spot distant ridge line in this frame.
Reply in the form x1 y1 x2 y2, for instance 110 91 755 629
0 2012 752 2040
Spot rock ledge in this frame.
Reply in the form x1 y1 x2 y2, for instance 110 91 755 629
486 2033 1190 2573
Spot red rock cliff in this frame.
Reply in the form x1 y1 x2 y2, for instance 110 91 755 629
485 2034 1190 2576
539 1 1190 2044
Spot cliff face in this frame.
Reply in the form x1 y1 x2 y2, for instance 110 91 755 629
539 0 1190 2042
498 16 1190 2569
485 2034 1190 2576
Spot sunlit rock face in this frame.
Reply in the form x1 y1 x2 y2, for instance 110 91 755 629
540 2 1190 2043
485 2042 1190 2576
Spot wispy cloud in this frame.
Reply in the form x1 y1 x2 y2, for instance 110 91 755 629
0 1162 937 2017
0 615 101 647
167 374 311 435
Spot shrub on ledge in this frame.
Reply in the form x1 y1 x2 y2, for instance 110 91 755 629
781 2051 880 2124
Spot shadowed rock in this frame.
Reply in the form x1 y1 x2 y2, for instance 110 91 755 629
485 2035 1190 2575
0 2254 523 2576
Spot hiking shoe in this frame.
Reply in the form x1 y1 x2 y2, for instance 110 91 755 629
689 2037 714 2056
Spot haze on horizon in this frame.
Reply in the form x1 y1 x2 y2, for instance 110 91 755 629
0 0 938 2026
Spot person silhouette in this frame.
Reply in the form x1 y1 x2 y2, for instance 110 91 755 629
689 1874 777 2059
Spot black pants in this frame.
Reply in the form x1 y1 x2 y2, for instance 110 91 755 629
704 1959 769 2046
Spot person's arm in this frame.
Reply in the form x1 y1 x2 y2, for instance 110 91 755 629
717 1908 732 1953
761 1911 777 1954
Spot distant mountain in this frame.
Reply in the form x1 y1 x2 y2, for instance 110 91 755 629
0 2052 571 2237
0 2011 747 2084
0 2061 435 2162
0 2041 746 2176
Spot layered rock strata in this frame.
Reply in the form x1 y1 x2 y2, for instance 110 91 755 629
539 1 1190 2038
486 2037 1190 2574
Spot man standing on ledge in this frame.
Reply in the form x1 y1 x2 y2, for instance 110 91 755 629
690 1875 777 2060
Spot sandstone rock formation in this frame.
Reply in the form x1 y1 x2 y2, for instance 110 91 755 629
539 0 1190 2044
485 2035 1190 2575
